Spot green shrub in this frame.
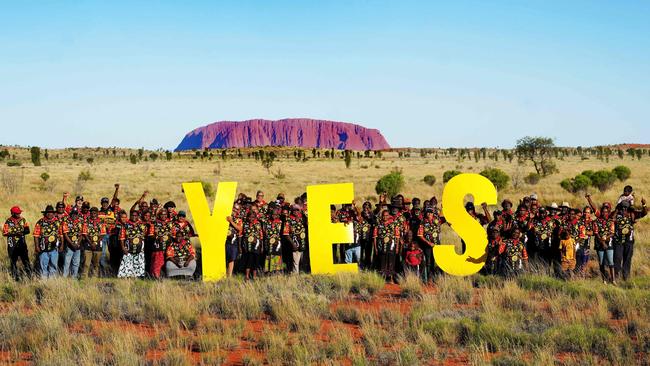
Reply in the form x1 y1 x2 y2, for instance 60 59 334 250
201 181 215 197
523 172 541 185
442 170 461 183
560 174 591 193
612 165 631 181
78 170 92 181
6 160 21 167
480 168 510 190
423 175 436 186
40 172 50 182
375 169 404 197
590 169 617 192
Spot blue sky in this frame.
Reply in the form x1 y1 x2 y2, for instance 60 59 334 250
1 1 649 149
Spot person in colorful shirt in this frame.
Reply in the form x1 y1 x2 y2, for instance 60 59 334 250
283 205 307 274
225 204 243 277
62 208 84 278
613 199 647 281
3 206 32 280
498 227 528 277
165 227 197 278
484 227 502 275
574 206 595 275
403 232 422 276
33 205 63 278
264 204 284 274
530 207 554 264
242 209 264 280
373 209 401 283
359 201 376 268
81 207 107 278
117 210 147 278
417 207 444 283
593 203 615 284
151 210 173 279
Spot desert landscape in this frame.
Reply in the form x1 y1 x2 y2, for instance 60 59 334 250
0 144 649 365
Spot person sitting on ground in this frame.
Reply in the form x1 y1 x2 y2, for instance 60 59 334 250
165 229 197 279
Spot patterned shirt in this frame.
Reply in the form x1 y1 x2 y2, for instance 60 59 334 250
3 217 30 248
82 218 107 251
153 219 174 252
283 214 307 252
62 217 84 249
243 219 264 253
166 239 196 262
33 217 62 251
119 220 148 254
373 220 401 253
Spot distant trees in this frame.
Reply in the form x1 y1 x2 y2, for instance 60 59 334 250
30 146 41 166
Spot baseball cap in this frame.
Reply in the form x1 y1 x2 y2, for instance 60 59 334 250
101 197 110 204
76 195 84 201
177 210 187 217
10 206 22 214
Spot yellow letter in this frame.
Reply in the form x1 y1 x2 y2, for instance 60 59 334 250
306 183 356 274
433 174 497 276
183 181 237 281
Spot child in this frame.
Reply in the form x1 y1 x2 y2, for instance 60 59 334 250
559 230 576 279
617 185 634 207
404 241 423 277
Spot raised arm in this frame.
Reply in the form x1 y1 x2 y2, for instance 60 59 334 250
481 202 492 223
585 193 597 213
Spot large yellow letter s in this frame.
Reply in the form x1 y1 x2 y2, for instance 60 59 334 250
433 174 497 276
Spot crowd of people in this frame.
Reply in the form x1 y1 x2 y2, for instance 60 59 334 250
2 184 648 285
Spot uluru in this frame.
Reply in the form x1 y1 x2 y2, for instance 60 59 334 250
175 118 391 151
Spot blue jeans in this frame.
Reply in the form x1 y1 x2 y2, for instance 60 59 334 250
597 249 614 267
345 246 361 264
39 250 59 278
63 247 81 278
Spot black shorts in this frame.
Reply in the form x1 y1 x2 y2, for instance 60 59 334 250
242 252 259 269
226 244 239 263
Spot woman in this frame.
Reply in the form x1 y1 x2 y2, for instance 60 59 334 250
165 229 197 278
117 210 147 278
373 209 401 283
242 209 264 280
151 210 173 279
264 205 284 274
225 203 243 277
498 227 528 277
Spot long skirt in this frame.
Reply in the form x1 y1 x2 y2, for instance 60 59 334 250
118 252 145 278
165 259 197 278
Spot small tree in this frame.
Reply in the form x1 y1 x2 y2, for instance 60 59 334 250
590 170 617 192
443 170 461 183
344 151 352 168
480 168 510 190
40 172 50 183
30 146 41 166
129 154 138 164
524 172 541 185
561 174 591 194
423 175 436 186
375 169 404 198
86 157 94 165
515 136 556 176
612 165 631 181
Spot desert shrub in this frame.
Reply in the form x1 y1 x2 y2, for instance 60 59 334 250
334 306 361 325
40 172 50 182
201 181 215 197
30 146 41 166
442 170 461 183
399 272 423 299
480 168 510 190
86 157 94 164
523 172 541 185
560 174 591 193
6 160 21 167
375 169 404 197
612 165 631 181
78 170 92 181
590 169 617 192
129 154 137 164
423 174 436 186
540 160 558 176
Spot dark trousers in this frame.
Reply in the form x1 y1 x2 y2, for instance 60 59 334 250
8 242 31 280
420 245 434 282
361 238 373 268
379 252 396 278
614 241 634 280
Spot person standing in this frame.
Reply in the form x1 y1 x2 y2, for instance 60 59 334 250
264 204 284 274
283 205 307 274
242 210 264 280
62 209 84 278
417 207 443 283
3 206 32 280
151 210 173 279
613 199 647 281
81 207 107 278
593 204 616 284
117 211 147 278
225 204 243 277
373 209 401 283
33 205 62 278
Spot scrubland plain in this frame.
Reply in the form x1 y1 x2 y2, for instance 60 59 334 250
0 146 649 365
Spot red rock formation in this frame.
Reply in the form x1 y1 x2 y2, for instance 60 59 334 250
175 118 390 151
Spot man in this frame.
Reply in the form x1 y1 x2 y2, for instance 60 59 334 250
373 209 401 283
62 209 84 278
342 202 362 265
3 206 32 280
242 209 264 280
593 203 615 284
82 207 107 278
98 195 116 276
33 205 62 278
359 201 376 268
283 205 307 274
613 199 647 281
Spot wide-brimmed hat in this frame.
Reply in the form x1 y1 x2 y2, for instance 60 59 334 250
42 205 56 214
561 202 571 208
550 202 559 209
